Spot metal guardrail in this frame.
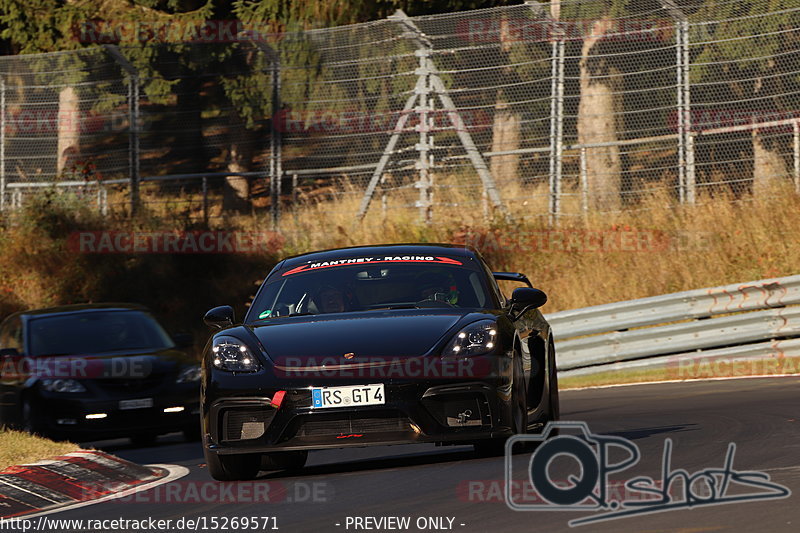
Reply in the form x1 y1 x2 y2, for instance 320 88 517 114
545 275 800 374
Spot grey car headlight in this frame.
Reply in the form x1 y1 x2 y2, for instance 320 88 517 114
211 336 261 372
40 378 86 393
443 320 498 357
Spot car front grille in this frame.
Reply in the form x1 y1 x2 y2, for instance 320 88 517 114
94 374 167 393
295 412 412 438
222 409 275 443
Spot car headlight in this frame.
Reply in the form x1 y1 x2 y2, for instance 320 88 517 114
211 336 261 372
41 379 86 393
176 365 201 383
443 320 498 357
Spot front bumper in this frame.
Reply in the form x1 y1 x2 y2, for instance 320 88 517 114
36 390 200 441
203 355 514 455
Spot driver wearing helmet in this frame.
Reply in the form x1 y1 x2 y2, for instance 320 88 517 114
417 272 459 305
315 285 347 313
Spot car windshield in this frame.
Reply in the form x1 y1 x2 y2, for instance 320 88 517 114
27 310 174 356
248 256 494 320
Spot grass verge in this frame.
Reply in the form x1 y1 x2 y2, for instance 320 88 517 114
0 430 80 471
559 357 800 389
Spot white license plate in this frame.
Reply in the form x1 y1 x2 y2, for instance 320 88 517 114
119 398 153 410
311 384 385 409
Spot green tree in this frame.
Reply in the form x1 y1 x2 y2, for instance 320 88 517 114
690 0 800 193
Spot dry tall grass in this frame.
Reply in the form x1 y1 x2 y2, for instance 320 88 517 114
259 178 800 312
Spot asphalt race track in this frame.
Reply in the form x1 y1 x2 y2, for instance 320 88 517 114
51 377 800 532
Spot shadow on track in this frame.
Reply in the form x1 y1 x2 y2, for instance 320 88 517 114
259 446 484 480
604 424 698 441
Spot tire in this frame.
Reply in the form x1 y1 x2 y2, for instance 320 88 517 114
183 424 202 442
130 433 159 447
474 353 527 457
545 336 560 437
261 451 308 472
205 448 261 481
21 397 48 438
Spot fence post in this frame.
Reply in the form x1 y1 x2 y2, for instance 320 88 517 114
535 0 564 226
254 42 282 230
103 45 140 217
675 20 686 203
580 147 588 217
0 76 5 212
660 2 694 204
130 74 141 216
380 173 388 221
548 34 565 225
415 48 433 223
270 52 282 229
202 175 209 226
681 20 695 203
794 121 800 194
365 9 510 223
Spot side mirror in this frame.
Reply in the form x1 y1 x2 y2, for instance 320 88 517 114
171 333 194 348
510 287 548 314
203 306 235 329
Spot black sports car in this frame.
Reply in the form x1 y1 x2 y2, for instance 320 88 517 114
0 303 201 445
201 244 559 480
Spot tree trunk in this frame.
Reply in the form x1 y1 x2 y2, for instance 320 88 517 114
577 18 621 211
223 110 254 212
751 69 788 195
752 129 788 194
490 97 520 185
57 86 80 175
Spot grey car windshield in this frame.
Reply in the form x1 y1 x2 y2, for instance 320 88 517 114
249 262 493 320
28 310 174 356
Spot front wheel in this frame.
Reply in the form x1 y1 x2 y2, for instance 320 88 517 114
21 397 48 438
474 353 527 457
205 448 261 481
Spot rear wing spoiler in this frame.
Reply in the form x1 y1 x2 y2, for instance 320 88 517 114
492 272 532 288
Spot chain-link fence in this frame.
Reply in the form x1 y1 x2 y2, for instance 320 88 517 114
1 0 799 224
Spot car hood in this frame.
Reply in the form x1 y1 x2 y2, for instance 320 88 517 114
249 309 488 363
24 348 194 380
